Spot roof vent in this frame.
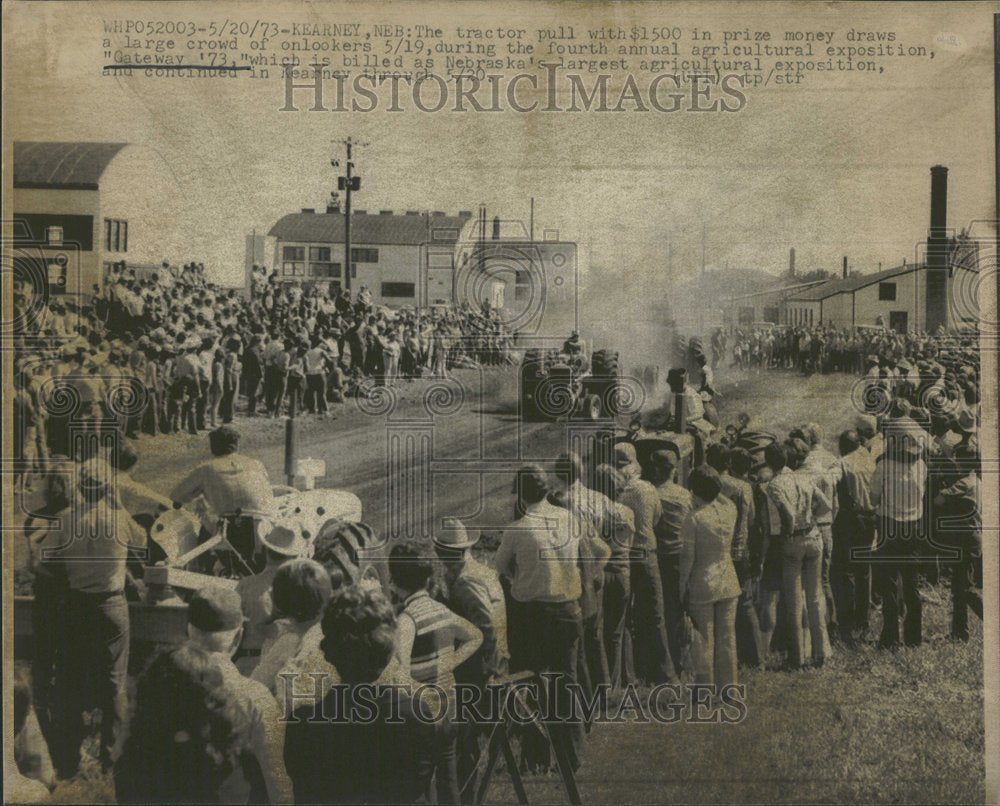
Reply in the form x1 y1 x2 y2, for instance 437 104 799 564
301 208 315 214
431 211 446 216
354 209 367 215
379 210 393 215
405 210 420 216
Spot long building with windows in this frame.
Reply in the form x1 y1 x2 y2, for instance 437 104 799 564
267 208 473 306
12 141 187 297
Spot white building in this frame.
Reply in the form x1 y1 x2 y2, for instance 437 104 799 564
267 209 472 306
12 141 187 297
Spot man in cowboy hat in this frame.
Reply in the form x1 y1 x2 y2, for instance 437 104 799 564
433 517 509 798
433 517 509 687
236 520 311 664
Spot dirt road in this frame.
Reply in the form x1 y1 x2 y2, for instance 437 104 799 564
129 366 864 542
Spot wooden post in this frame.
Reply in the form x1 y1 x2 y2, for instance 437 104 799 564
285 397 298 487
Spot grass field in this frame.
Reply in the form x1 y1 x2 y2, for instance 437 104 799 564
27 369 988 804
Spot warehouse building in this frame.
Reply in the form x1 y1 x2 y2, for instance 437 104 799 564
783 257 982 332
12 141 185 297
784 166 984 333
722 278 827 330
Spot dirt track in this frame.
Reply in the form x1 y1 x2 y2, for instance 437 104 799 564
128 366 862 542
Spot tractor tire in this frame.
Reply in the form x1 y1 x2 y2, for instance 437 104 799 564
583 393 602 421
591 349 620 377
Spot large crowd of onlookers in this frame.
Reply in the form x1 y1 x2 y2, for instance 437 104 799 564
713 323 978 378
9 267 986 803
12 262 517 466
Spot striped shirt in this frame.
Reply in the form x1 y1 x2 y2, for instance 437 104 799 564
400 590 458 689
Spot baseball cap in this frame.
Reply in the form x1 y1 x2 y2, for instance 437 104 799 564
188 587 244 632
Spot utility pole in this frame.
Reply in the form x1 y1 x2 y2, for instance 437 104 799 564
333 137 367 295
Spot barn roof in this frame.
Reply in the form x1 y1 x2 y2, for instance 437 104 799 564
13 142 129 190
269 211 470 246
786 264 923 301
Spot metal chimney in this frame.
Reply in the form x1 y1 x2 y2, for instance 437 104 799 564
926 165 949 331
842 256 848 279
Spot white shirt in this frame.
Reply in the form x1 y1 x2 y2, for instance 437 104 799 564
870 456 926 522
495 499 581 603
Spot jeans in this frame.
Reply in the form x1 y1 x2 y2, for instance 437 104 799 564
831 511 875 642
220 386 237 423
305 373 327 414
61 589 129 773
818 524 837 636
507 599 585 772
782 530 828 667
630 556 677 684
950 543 983 640
602 567 630 689
688 597 738 690
733 558 764 667
245 374 261 414
875 519 926 648
657 551 688 678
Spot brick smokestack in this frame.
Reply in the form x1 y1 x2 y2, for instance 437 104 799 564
789 247 796 277
842 256 848 279
925 165 949 331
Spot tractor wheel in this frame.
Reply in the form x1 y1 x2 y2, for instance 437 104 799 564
592 349 620 377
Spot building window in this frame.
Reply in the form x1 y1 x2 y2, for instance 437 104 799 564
351 247 379 263
878 282 897 301
104 219 128 252
47 256 68 293
310 262 341 278
514 269 531 301
46 226 63 245
283 246 306 262
309 246 331 262
282 262 305 277
381 282 415 298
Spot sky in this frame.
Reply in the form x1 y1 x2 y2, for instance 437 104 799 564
4 1 995 293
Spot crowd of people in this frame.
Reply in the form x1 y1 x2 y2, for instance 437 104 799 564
10 266 986 803
12 262 517 476
714 322 977 378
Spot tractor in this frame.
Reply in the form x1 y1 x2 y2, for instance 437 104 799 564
520 346 622 422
